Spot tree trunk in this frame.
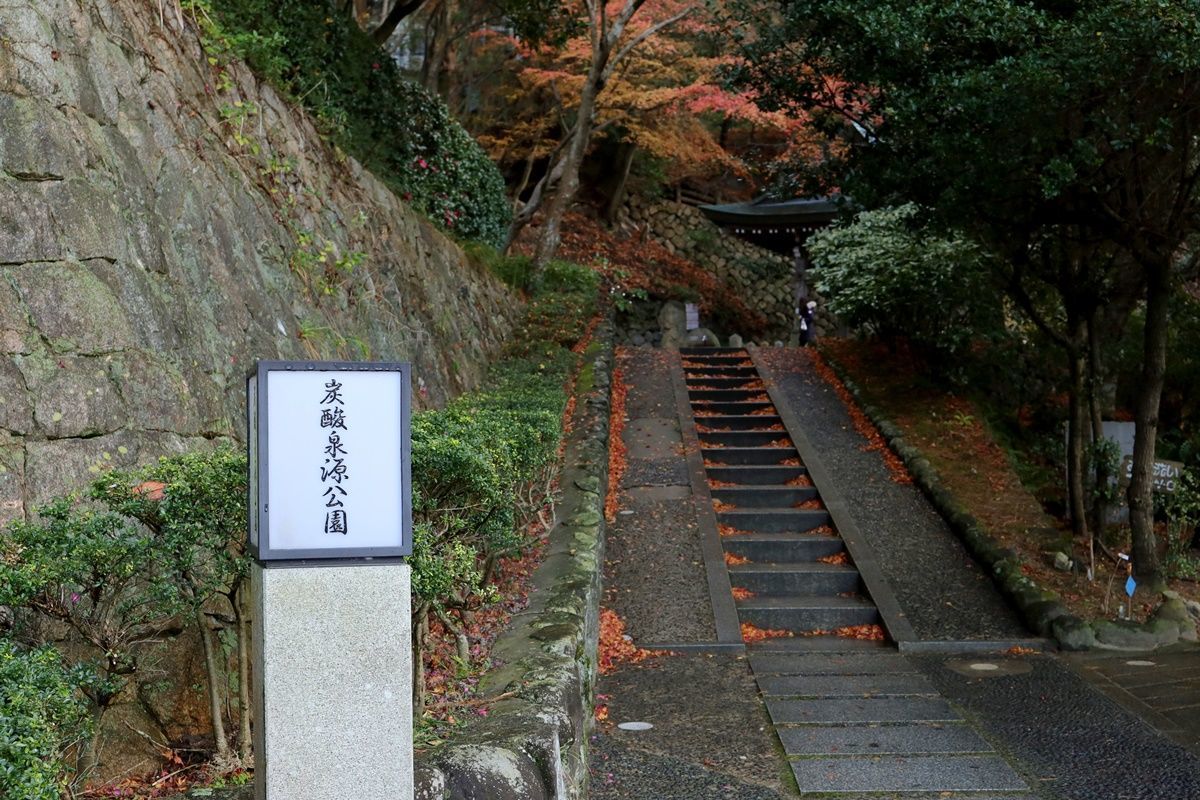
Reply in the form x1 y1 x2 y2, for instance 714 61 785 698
1085 313 1107 577
412 605 429 713
531 53 604 269
1086 312 1109 554
197 611 232 762
1066 317 1089 544
604 143 637 224
420 0 451 98
233 586 252 763
1128 259 1171 583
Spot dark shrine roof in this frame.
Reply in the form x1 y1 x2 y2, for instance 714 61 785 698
699 196 840 227
699 196 842 253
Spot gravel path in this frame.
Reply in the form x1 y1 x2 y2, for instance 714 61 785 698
590 654 791 799
606 346 714 643
760 347 1028 641
913 653 1200 800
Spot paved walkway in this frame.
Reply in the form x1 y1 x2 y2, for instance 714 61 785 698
591 346 1200 799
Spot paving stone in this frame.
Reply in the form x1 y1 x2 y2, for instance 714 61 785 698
749 636 890 653
749 653 915 676
778 722 993 756
758 672 938 698
789 754 1028 794
625 417 681 459
766 696 961 725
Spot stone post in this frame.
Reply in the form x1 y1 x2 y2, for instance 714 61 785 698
253 562 413 800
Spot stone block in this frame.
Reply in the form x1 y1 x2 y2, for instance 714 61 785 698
0 358 33 434
10 261 135 353
435 745 548 800
20 353 126 438
109 350 201 435
778 722 992 756
24 430 187 506
253 563 413 800
0 95 87 180
0 442 24 526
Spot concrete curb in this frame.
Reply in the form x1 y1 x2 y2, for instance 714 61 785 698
413 319 616 800
817 348 1196 653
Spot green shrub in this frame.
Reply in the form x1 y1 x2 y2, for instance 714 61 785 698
0 641 90 800
807 204 1003 366
193 0 511 246
407 270 597 607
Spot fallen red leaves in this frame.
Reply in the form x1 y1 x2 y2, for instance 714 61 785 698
778 458 802 466
793 499 824 510
598 607 671 674
605 362 629 523
740 622 793 642
817 552 850 565
724 552 751 566
765 437 794 448
712 500 738 512
784 475 814 487
835 624 886 640
810 525 836 536
730 587 756 601
718 524 752 537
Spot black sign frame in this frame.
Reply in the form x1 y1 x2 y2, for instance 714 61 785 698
248 360 413 563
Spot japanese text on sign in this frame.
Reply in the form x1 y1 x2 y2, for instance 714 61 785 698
320 379 349 535
1120 456 1185 494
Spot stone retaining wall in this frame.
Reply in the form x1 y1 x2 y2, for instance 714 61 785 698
618 198 795 339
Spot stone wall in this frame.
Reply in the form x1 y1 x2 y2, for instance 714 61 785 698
0 0 518 526
619 198 795 340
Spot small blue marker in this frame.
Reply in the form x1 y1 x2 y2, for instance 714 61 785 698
1126 575 1137 598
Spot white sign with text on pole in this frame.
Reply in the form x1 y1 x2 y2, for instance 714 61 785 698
248 361 413 800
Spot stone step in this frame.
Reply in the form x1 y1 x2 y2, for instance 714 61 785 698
727 562 861 596
788 754 1029 795
722 534 844 563
691 401 776 415
692 414 785 431
766 696 960 725
705 465 807 485
758 672 938 698
700 430 796 448
717 509 831 533
748 636 892 654
778 722 991 757
681 366 758 378
737 595 879 631
703 447 800 466
748 652 912 676
710 486 819 507
680 347 749 356
690 389 773 402
687 377 763 389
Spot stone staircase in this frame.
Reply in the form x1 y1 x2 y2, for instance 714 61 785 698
683 347 884 648
680 347 1035 797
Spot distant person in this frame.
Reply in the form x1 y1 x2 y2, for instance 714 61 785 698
799 299 817 346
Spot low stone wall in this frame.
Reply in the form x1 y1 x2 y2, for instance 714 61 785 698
619 198 795 339
821 349 1200 652
413 321 614 799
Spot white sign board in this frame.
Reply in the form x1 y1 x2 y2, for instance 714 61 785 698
249 361 412 561
685 302 700 331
